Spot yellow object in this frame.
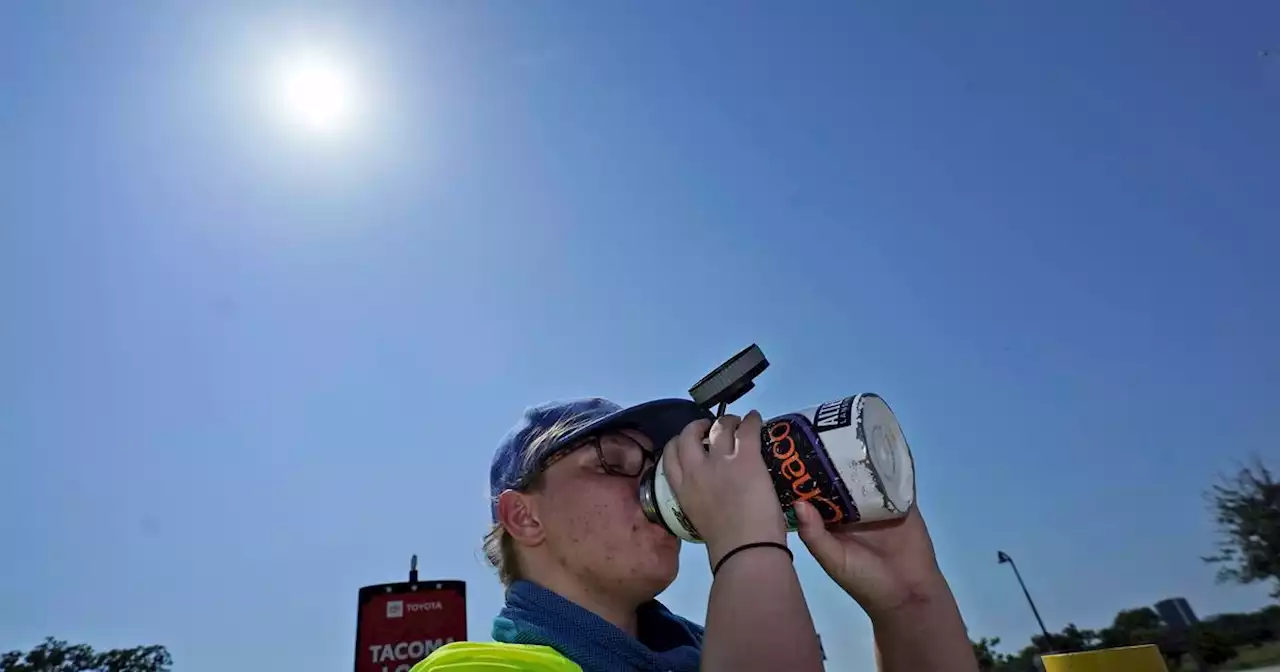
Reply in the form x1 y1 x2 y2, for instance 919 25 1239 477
1041 645 1168 672
409 641 582 672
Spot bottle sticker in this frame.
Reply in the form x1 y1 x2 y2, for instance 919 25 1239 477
812 395 856 433
672 506 702 542
762 414 861 525
782 507 800 531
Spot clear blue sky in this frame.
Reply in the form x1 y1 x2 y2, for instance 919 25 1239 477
2 2 1278 669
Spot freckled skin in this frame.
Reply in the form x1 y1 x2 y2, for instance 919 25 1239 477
537 429 681 601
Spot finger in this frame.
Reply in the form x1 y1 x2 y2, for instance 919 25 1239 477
674 418 713 477
661 435 685 487
707 414 741 459
731 410 764 461
794 500 845 573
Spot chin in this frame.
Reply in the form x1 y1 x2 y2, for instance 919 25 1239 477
645 544 681 585
631 564 679 599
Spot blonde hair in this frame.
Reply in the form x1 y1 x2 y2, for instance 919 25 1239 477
484 413 598 585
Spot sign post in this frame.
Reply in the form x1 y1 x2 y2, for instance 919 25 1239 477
354 556 467 672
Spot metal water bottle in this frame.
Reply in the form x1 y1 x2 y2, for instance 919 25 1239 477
638 346 916 542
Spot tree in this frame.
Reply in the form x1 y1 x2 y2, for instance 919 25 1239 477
1 639 171 672
1059 623 1099 650
971 637 1002 671
1096 606 1162 649
1031 622 1099 653
1004 646 1042 672
1112 606 1162 634
967 637 1041 672
973 602 1280 672
1195 628 1239 667
1204 460 1280 598
1202 609 1277 648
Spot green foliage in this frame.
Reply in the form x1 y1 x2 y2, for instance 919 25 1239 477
968 638 1040 672
1201 605 1280 650
971 604 1278 672
972 636 1002 671
1030 622 1099 653
973 461 1280 670
1204 460 1280 599
1112 607 1163 634
0 639 171 672
1196 628 1239 667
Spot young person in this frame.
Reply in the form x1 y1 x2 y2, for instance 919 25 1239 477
415 397 976 672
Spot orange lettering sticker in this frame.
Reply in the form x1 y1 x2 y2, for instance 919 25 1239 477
762 415 859 526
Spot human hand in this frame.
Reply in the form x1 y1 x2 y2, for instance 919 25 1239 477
794 501 949 621
663 411 788 569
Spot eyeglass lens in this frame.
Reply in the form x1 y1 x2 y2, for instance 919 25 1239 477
596 432 650 477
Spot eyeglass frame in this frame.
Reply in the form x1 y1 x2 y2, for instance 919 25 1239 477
527 428 657 485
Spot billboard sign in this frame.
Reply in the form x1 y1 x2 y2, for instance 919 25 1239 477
354 580 466 672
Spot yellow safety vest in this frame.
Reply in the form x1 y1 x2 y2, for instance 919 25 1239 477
409 642 582 672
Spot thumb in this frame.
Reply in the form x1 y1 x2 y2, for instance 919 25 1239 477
794 501 843 570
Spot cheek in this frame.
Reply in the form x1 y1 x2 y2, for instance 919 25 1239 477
546 482 644 547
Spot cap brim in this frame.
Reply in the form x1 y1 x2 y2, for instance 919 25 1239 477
556 398 713 453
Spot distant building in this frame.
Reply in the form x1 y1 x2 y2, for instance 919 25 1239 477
1155 597 1199 630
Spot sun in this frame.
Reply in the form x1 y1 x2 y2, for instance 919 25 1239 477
268 48 364 138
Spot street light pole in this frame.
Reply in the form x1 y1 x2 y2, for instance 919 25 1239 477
997 551 1052 646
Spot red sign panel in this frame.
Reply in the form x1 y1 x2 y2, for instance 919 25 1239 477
354 580 467 672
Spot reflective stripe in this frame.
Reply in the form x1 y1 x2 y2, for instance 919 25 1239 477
409 642 583 672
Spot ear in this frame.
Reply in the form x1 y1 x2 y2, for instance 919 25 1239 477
496 489 546 547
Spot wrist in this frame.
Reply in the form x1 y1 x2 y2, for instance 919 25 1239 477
705 530 788 570
712 540 794 575
712 541 796 577
866 571 957 626
869 576 973 672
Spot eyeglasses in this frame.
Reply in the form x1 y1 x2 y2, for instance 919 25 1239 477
591 431 655 478
543 431 655 479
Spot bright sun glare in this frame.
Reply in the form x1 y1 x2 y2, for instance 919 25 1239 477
269 49 364 138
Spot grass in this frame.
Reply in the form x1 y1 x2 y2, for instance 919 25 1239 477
1218 641 1280 671
1175 641 1280 671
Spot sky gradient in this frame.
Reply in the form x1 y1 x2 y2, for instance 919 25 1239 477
3 2 1279 669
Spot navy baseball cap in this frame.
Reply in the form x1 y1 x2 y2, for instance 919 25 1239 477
489 397 712 521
